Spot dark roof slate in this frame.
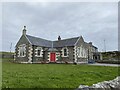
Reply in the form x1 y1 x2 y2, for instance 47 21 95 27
26 35 52 47
84 42 98 49
53 37 79 47
26 35 79 47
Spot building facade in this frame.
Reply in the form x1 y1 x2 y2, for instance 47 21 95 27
15 26 99 63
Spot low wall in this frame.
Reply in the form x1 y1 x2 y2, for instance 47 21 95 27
77 76 120 90
0 52 14 59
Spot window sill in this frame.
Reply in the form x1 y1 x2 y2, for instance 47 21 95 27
35 56 43 57
62 56 68 57
78 57 87 58
18 56 26 57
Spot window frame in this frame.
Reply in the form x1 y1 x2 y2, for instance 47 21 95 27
62 47 68 57
37 49 41 56
36 47 43 57
18 44 26 57
77 47 80 57
77 45 86 58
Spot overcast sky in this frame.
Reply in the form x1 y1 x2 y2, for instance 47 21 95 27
2 2 118 52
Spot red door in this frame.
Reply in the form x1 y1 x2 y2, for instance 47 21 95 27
50 53 56 62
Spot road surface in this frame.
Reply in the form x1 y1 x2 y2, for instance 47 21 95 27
88 63 120 67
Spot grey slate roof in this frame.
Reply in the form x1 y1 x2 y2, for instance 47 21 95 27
26 35 52 47
84 42 98 49
53 37 79 47
26 35 79 47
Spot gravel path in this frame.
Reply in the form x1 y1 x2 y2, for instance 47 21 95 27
88 63 120 67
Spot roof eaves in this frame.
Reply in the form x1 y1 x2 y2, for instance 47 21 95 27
93 45 98 49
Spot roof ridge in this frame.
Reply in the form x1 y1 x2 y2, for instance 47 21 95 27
26 34 81 47
26 34 52 42
26 34 80 42
53 36 79 42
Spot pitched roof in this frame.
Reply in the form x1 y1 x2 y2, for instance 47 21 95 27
26 35 52 47
53 37 79 47
26 35 79 47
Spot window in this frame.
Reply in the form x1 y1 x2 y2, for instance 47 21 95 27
62 47 68 57
64 48 67 56
36 47 43 57
77 47 80 57
37 49 41 56
77 46 86 58
19 44 26 57
81 47 83 57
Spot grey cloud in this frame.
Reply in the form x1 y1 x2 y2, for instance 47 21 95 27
2 2 118 52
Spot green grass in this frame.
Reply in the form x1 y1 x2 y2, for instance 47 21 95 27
0 52 14 54
1 58 13 61
2 60 119 88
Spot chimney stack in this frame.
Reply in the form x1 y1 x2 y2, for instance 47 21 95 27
22 26 26 35
89 42 92 45
58 36 61 41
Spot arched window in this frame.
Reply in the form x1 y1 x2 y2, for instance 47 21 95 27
37 49 41 56
63 48 67 56
62 47 68 57
36 47 43 57
18 44 26 57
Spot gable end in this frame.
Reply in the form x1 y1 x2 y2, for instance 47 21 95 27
74 36 83 46
15 35 32 47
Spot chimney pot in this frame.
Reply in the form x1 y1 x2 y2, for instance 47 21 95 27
58 36 61 41
22 26 26 35
89 42 92 45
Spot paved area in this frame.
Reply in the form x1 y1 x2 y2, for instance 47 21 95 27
88 63 120 67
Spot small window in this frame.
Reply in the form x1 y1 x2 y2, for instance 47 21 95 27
37 49 41 56
36 47 42 57
62 47 68 57
64 48 67 56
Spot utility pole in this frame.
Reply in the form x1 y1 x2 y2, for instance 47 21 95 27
10 42 12 53
104 39 106 52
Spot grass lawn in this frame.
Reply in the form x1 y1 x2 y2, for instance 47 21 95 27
2 59 119 88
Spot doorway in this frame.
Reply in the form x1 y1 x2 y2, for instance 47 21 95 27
50 53 56 62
